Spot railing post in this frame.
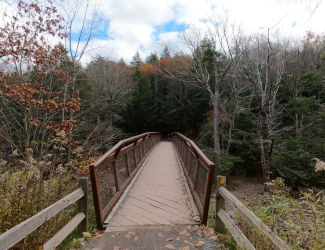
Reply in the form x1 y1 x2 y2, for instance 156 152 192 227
89 165 103 229
216 175 226 231
78 177 89 233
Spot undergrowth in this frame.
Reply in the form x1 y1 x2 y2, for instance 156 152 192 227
237 178 325 250
0 144 97 249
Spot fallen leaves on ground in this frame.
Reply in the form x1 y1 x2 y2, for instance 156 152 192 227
195 241 205 247
82 232 92 238
165 244 175 249
178 230 187 235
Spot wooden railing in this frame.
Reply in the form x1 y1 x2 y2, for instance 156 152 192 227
0 177 89 250
89 132 161 229
170 132 215 225
215 176 290 250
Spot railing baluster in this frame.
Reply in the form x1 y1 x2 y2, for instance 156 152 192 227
126 152 131 176
113 159 121 191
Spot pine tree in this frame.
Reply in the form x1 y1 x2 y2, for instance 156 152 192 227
160 45 171 59
130 51 144 66
145 52 158 64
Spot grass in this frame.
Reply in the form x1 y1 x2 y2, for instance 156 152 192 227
58 192 97 249
207 196 238 250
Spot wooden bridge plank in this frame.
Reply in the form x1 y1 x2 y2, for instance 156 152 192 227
126 197 192 225
128 189 189 212
122 202 173 224
105 142 197 229
129 184 187 203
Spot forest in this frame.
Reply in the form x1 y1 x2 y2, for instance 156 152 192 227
0 0 324 249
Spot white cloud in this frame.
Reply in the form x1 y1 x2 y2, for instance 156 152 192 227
2 0 325 65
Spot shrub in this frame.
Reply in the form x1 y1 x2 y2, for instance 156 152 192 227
237 178 325 249
0 154 77 249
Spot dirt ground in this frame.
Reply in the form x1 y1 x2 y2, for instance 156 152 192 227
226 176 265 209
83 225 227 250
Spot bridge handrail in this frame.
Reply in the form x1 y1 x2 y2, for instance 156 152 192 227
0 177 89 250
215 176 290 250
90 132 161 229
170 132 214 167
169 132 215 225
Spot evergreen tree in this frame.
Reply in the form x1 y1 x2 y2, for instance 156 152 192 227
160 45 171 59
130 51 144 66
145 52 158 64
118 58 126 66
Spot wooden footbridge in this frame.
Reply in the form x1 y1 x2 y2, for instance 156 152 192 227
0 132 290 250
89 132 215 230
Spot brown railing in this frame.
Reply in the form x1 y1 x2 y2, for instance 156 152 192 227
170 132 215 225
90 132 161 229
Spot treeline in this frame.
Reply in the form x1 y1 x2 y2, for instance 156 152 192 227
110 34 324 188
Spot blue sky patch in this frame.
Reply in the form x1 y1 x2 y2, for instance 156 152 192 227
153 20 188 40
71 21 109 42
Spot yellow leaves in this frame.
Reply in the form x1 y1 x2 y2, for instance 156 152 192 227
74 156 99 175
178 230 189 236
195 240 205 247
82 232 92 238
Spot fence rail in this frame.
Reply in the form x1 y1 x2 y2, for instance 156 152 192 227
215 176 290 250
0 177 89 250
89 132 161 229
169 132 215 224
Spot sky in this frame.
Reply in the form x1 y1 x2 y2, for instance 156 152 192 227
1 0 325 65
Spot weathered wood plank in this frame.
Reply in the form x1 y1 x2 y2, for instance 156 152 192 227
127 196 193 224
130 184 186 203
218 209 255 250
0 188 84 250
128 189 188 211
215 176 226 231
78 177 89 233
117 209 155 225
120 203 172 224
43 213 85 250
219 187 290 250
127 194 188 217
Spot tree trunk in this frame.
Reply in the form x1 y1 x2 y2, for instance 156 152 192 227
212 92 221 157
258 112 270 182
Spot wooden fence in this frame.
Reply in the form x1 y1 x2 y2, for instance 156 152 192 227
215 176 290 250
170 132 215 225
89 132 161 229
0 177 89 250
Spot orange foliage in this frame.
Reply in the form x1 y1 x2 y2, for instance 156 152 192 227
0 0 81 150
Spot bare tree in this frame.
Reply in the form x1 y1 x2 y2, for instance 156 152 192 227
244 30 288 182
163 17 247 157
83 57 133 153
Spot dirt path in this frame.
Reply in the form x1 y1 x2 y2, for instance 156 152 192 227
83 225 224 250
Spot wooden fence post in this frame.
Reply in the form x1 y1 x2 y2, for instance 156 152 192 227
78 177 89 233
215 175 226 232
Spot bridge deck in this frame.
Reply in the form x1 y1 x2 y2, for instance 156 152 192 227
104 141 198 231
